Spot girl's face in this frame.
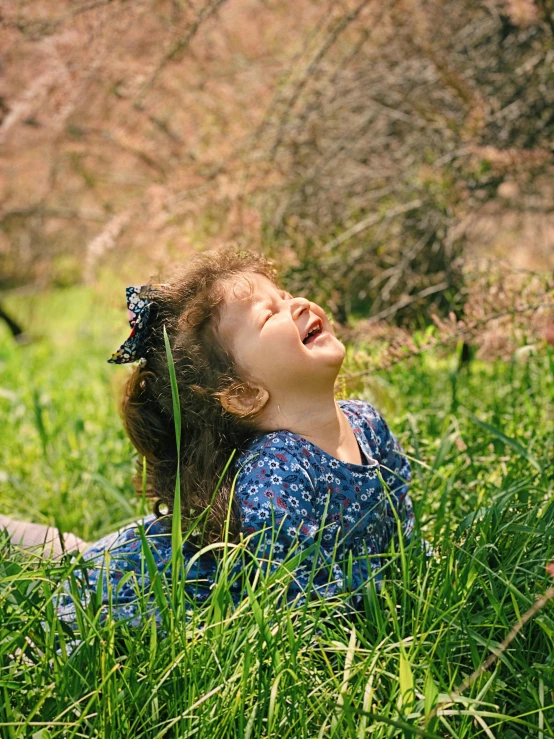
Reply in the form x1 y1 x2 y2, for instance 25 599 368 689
216 272 346 409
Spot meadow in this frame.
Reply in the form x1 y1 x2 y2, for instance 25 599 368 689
0 283 553 738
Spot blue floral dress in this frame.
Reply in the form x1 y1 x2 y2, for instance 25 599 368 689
56 399 414 626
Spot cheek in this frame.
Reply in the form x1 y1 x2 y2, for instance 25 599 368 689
239 323 300 374
258 328 300 369
235 333 277 378
233 343 256 378
269 324 301 350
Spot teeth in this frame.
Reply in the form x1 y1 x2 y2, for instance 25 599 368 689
304 324 321 342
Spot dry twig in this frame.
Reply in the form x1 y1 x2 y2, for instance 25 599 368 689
426 564 554 722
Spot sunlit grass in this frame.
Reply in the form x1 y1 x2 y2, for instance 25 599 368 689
1 284 553 737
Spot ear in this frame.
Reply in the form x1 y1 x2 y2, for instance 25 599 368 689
220 384 269 417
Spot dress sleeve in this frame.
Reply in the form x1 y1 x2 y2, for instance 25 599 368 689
233 447 344 603
354 400 415 542
55 516 214 630
377 408 414 541
376 415 411 492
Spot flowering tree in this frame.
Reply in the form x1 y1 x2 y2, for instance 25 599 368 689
1 0 553 338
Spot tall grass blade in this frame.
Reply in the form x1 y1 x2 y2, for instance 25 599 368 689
163 325 183 613
398 647 415 712
460 407 542 473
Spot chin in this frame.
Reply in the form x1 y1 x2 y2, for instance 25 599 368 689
334 345 346 361
328 344 346 374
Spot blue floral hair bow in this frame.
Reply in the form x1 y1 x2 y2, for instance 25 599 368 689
108 284 163 365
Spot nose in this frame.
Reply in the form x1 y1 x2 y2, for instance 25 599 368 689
290 296 311 319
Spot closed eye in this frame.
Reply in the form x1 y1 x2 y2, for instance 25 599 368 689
261 290 292 326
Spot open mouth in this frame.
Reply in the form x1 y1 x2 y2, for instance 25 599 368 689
302 321 323 345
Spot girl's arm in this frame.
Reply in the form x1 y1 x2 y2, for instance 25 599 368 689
360 400 415 542
233 451 344 603
340 399 414 541
376 414 411 496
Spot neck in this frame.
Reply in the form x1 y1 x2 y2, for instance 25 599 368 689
256 385 352 453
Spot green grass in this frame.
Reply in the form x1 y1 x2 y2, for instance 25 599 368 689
1 285 553 738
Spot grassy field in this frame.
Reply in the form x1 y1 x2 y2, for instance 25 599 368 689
1 285 553 738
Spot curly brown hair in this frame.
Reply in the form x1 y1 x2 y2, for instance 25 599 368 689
119 245 279 546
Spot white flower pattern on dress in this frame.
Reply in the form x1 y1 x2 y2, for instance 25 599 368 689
56 399 414 627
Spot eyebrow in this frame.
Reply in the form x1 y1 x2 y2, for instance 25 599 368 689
246 288 288 308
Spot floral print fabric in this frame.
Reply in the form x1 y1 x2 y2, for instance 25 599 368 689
233 398 414 601
56 399 414 626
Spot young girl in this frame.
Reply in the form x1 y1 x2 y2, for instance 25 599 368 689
8 246 415 625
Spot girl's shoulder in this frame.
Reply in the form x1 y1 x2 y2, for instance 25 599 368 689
337 397 382 426
230 398 385 480
233 429 308 466
337 397 397 452
231 429 317 485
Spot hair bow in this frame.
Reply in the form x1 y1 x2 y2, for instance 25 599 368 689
107 284 163 365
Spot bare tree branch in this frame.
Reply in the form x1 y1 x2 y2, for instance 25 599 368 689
134 0 230 104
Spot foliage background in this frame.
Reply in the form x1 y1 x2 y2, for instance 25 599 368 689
1 1 554 736
1 298 554 737
1 0 553 325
